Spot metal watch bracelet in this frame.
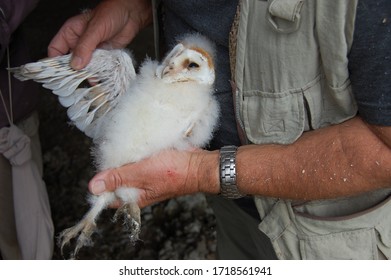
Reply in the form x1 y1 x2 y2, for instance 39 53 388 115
219 145 245 199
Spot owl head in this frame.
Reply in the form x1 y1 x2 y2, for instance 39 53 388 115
156 33 216 85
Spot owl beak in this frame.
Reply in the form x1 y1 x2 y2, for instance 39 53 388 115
164 43 185 61
156 43 186 80
162 66 171 77
155 65 173 79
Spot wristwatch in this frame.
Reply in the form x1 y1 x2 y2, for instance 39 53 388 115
219 145 245 199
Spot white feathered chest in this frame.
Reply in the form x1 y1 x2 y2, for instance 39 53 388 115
97 60 219 170
10 33 219 258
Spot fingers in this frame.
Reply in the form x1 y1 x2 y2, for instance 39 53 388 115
69 9 114 69
48 12 96 69
48 0 152 70
47 3 127 70
87 159 178 209
47 13 90 58
88 167 143 208
87 149 207 209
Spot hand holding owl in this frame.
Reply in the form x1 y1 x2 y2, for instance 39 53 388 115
89 149 221 209
48 0 152 69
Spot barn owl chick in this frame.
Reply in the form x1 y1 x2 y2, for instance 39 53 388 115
10 33 219 258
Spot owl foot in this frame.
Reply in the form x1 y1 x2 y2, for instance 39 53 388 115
58 217 97 259
113 202 141 244
57 193 114 259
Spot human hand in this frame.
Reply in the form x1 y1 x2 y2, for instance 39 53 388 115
48 0 152 69
88 149 220 208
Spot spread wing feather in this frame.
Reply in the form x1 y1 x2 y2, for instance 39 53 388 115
9 49 136 139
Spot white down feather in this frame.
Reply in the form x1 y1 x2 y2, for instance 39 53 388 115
95 59 219 170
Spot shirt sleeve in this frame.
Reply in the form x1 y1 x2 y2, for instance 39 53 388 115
348 0 391 126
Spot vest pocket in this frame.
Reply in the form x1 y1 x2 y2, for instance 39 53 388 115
241 89 305 145
293 194 391 259
257 193 391 259
299 228 378 260
267 0 304 33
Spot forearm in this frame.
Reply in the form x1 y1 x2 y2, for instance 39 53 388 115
199 116 391 200
89 117 391 208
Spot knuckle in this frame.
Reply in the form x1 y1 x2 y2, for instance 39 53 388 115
107 170 124 190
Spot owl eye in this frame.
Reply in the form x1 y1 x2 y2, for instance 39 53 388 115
188 62 200 69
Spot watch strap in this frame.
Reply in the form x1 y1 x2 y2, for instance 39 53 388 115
219 145 245 199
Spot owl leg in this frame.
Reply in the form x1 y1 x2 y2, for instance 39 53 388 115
113 202 141 243
58 192 115 259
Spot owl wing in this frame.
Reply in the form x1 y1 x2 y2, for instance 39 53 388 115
10 49 136 139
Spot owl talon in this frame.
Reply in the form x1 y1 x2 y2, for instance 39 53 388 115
113 203 141 243
58 218 97 259
127 219 141 244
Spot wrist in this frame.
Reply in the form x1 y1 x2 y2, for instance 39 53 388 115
193 150 220 195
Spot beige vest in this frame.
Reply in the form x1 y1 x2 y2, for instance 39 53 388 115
232 0 357 145
232 0 391 259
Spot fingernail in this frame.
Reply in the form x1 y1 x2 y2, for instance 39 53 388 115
91 180 106 194
71 56 83 70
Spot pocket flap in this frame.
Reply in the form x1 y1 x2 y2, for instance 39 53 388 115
242 90 305 145
268 0 304 22
267 0 304 33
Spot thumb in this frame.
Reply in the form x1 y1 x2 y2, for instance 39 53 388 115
88 169 123 195
69 11 109 70
70 29 101 70
70 46 94 70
